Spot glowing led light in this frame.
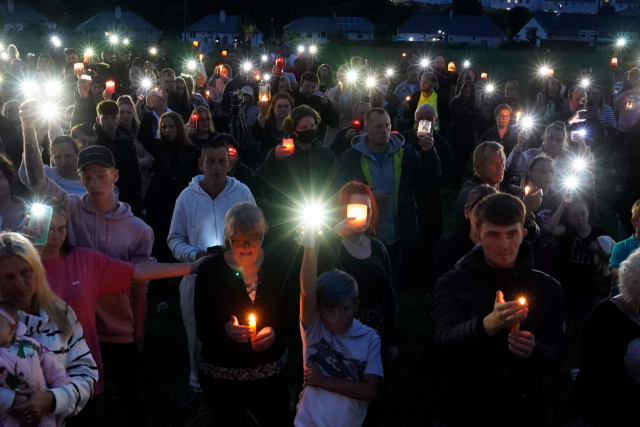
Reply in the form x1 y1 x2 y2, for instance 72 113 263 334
186 60 197 71
109 35 119 45
141 78 153 89
386 68 395 77
241 61 252 72
85 48 94 57
572 157 587 172
261 55 268 62
51 36 61 47
420 58 429 67
365 76 376 88
580 78 590 88
297 45 305 54
302 204 325 226
521 117 534 129
309 45 317 54
123 38 130 45
539 66 550 76
31 204 47 217
149 47 158 55
346 70 358 83
485 83 495 93
1 52 8 60
463 60 471 68
617 38 627 47
564 175 579 191
263 73 271 81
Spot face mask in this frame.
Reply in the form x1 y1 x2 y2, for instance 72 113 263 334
296 129 317 145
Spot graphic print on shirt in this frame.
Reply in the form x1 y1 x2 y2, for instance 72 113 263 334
536 209 559 249
308 338 366 381
571 237 594 265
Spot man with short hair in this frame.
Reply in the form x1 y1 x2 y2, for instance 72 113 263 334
292 72 339 140
160 69 183 114
432 193 566 427
330 102 371 158
337 108 440 285
405 72 451 132
71 123 97 149
393 65 420 102
168 136 255 392
549 85 605 149
610 198 640 290
433 55 456 101
21 99 153 426
94 100 143 214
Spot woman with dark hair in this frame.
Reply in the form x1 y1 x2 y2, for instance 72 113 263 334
186 105 219 148
252 92 294 164
182 74 208 111
449 80 480 186
0 155 27 231
454 72 475 98
194 202 291 426
172 77 192 122
588 85 616 134
317 64 336 95
428 184 498 293
533 75 569 121
117 95 154 194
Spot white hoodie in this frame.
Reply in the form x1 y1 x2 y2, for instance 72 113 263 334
168 175 255 262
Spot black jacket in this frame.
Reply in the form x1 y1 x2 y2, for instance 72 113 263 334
251 118 285 165
548 109 606 151
291 90 339 137
94 124 142 215
432 242 566 426
330 126 358 159
404 90 451 132
481 125 517 155
195 252 289 369
71 97 99 127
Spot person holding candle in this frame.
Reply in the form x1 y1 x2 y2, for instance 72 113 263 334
292 72 339 143
404 72 451 132
186 106 219 148
432 193 566 427
330 102 371 159
570 248 640 426
194 202 291 426
70 75 106 127
252 92 293 165
296 222 384 427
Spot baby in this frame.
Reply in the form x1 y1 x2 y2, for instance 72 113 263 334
0 301 70 426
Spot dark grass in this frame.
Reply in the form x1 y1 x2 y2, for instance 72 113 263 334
93 46 622 426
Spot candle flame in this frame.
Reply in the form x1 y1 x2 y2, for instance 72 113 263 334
519 298 526 305
524 186 530 196
249 314 256 324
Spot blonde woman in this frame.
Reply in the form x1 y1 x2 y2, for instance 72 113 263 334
0 232 97 425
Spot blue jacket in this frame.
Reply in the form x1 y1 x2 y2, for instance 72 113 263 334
336 133 440 250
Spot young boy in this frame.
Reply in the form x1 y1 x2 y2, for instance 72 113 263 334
610 199 640 293
297 235 383 427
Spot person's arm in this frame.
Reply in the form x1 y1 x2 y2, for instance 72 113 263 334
134 140 154 169
137 110 162 160
129 226 154 347
45 316 98 416
132 261 194 281
20 101 47 191
546 198 568 236
167 196 204 262
304 366 380 401
69 98 92 127
300 245 319 329
505 134 528 174
322 96 340 129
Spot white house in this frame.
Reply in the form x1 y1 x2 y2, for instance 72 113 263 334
397 13 503 48
0 0 55 31
614 0 640 12
182 10 263 47
75 6 160 41
491 0 542 11
283 16 375 42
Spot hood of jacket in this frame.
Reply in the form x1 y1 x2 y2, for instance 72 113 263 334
187 174 240 198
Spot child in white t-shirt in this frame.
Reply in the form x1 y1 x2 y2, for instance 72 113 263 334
296 240 384 427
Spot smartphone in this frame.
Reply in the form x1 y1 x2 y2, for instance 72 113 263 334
29 204 53 246
417 120 432 136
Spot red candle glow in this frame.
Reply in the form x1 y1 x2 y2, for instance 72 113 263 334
283 138 295 153
352 120 361 132
228 147 237 160
106 81 115 93
612 57 618 66
347 204 368 227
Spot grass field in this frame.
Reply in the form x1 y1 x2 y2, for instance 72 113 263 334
90 45 622 426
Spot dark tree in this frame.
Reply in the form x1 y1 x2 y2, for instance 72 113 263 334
451 0 483 16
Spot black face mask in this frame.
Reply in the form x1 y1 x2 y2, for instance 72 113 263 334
296 129 317 145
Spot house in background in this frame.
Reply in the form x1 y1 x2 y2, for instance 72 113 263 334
283 16 375 42
183 10 263 47
75 6 160 42
397 12 503 48
0 0 56 31
491 0 542 11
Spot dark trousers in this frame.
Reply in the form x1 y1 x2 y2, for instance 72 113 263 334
65 394 99 427
199 370 292 427
99 342 148 427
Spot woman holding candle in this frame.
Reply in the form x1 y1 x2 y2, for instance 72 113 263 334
570 248 640 426
186 106 219 148
252 92 293 164
194 202 291 426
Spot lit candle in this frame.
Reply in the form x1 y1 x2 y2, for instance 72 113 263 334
510 298 526 333
524 186 531 196
228 147 238 159
481 72 488 79
222 50 228 57
283 138 295 153
258 83 270 102
199 53 203 62
249 314 257 341
347 204 368 227
352 120 361 132
515 111 521 125
106 80 115 93
73 63 84 77
612 57 618 66
626 99 636 110
405 96 411 102
548 69 554 76
448 62 455 72
402 52 407 57
205 90 210 98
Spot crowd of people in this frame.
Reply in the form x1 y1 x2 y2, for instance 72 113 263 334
0 37 637 427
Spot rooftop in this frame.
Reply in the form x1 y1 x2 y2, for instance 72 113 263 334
398 14 502 37
284 16 375 33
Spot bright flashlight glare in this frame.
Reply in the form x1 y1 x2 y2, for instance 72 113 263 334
346 70 358 82
522 117 534 129
309 45 317 54
38 101 61 121
485 83 495 93
580 78 590 88
109 35 119 44
242 61 252 72
21 80 38 98
123 39 130 45
420 58 429 67
463 60 471 68
366 76 376 88
186 60 197 70
572 158 587 172
46 79 63 97
1 52 8 60
297 45 305 54
564 175 579 191
577 129 587 137
85 48 94 57
149 47 158 55
140 78 153 90
302 204 324 226
263 73 271 81
386 68 394 77
51 36 61 47
539 66 550 76
31 204 46 217
261 55 268 62
617 38 627 47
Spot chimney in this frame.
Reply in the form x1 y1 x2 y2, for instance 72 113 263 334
220 10 226 24
115 6 122 19
7 0 14 14
449 9 453 19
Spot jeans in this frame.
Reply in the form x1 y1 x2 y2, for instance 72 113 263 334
99 342 148 427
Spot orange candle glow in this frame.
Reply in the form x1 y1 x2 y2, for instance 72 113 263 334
73 63 84 76
106 81 115 92
548 69 554 76
448 62 455 72
249 314 257 341
347 204 368 227
402 52 407 57
524 186 531 196
199 53 203 62
481 73 488 79
205 90 210 98
510 298 526 333
612 57 618 66
515 111 521 125
283 138 295 153
222 50 228 57
192 41 199 48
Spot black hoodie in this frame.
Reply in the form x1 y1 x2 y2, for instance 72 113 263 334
432 242 566 427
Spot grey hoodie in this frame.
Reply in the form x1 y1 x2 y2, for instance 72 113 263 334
351 133 406 245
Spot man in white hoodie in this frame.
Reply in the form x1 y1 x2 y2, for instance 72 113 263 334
168 136 255 392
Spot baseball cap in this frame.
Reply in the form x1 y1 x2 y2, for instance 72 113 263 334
77 146 116 172
283 43 291 50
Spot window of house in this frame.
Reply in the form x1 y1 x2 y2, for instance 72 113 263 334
188 32 195 38
319 32 327 39
579 30 587 39
358 34 363 39
589 31 596 39
306 32 312 38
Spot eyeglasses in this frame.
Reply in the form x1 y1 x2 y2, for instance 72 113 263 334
230 236 264 248
498 115 511 119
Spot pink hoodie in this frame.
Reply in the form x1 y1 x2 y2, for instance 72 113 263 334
39 178 154 344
